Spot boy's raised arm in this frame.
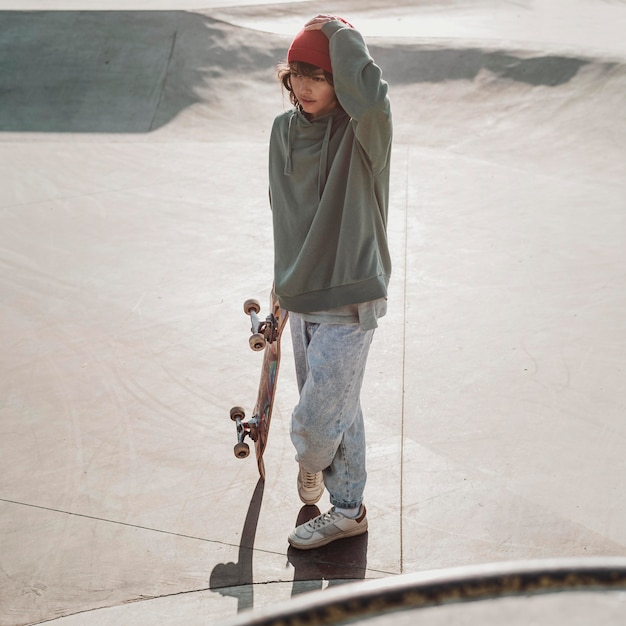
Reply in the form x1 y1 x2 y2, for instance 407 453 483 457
322 19 392 173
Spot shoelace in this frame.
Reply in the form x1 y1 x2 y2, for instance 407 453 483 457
308 509 342 530
302 471 321 488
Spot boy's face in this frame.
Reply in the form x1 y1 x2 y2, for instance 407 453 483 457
290 68 337 119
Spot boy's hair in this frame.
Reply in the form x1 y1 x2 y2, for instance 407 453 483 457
277 61 334 112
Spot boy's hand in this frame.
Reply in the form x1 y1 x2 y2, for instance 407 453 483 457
304 14 352 30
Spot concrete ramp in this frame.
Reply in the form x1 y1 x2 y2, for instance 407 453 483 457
0 11 285 133
2 9 626 150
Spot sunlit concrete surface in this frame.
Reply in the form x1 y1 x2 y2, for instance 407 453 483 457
0 1 625 624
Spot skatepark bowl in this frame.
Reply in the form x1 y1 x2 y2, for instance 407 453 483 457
1 1 625 625
223 559 626 625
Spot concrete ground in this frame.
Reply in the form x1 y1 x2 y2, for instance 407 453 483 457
0 1 625 624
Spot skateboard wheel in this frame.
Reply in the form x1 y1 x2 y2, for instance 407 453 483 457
243 298 261 315
230 406 245 421
234 442 250 458
249 333 266 351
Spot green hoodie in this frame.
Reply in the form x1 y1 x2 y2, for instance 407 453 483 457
269 20 392 314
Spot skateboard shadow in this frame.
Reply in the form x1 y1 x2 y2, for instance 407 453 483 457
287 505 369 597
209 478 264 613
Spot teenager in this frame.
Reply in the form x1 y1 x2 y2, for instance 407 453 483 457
269 15 392 550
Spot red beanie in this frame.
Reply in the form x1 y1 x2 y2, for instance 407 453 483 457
288 28 333 74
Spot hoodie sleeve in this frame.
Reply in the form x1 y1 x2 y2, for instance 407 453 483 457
322 20 392 175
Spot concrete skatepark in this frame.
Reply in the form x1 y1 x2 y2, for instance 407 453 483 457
1 1 625 623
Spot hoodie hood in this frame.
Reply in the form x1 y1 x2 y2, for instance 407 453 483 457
283 107 348 199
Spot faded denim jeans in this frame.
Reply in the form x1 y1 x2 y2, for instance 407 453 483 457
289 312 374 509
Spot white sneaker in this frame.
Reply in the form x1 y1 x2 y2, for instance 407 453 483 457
297 466 324 505
288 506 368 550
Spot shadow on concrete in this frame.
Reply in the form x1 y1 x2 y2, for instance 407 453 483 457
372 44 592 86
207 491 368 614
0 10 284 133
287 505 368 597
0 10 602 135
209 478 265 613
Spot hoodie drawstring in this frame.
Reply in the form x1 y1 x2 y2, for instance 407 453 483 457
318 116 333 198
284 112 335 200
284 112 296 176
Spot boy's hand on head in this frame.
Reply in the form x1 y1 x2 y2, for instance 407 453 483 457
304 14 352 30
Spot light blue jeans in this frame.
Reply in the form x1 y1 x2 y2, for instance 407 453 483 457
289 313 374 509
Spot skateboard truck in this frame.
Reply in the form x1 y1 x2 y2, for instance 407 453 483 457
244 298 279 351
230 298 282 461
230 405 257 458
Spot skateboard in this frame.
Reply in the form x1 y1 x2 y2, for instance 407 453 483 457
230 292 288 480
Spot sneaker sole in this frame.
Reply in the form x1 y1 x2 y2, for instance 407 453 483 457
288 520 368 550
298 490 324 505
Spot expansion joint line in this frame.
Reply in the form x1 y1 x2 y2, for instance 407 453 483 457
149 28 178 132
399 144 410 574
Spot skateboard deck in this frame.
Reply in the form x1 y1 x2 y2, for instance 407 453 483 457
230 292 288 480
